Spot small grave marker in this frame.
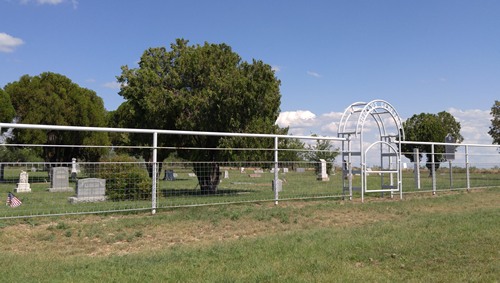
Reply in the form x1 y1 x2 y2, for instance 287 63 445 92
163 170 175 181
15 171 31 193
317 159 330 181
272 179 283 192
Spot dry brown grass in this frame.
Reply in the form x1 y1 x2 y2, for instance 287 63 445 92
1 189 498 258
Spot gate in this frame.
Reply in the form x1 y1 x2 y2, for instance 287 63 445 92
337 100 405 202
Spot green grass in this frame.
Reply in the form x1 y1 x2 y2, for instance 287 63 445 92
0 189 498 282
1 166 500 218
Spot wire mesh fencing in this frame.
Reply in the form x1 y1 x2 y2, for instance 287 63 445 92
0 160 347 219
399 142 500 194
0 123 499 219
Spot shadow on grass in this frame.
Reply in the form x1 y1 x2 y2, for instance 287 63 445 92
161 188 254 197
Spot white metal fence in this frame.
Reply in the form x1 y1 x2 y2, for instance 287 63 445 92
1 123 499 219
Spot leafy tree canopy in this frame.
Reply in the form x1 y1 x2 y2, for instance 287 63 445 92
115 39 283 192
402 111 463 172
0 88 15 125
4 72 110 162
488 100 500 144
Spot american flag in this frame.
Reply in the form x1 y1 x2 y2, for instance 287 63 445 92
6 192 22 208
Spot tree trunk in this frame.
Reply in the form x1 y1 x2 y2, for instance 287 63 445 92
426 161 440 177
194 162 221 194
0 163 4 182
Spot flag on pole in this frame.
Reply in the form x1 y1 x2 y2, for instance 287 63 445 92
6 192 22 208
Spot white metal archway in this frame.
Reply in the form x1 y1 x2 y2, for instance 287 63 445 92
337 100 405 202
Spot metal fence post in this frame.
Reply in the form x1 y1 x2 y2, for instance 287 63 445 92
152 132 158 214
465 145 470 191
274 136 279 205
413 148 421 189
431 144 436 195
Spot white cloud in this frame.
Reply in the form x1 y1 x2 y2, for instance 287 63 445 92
18 0 78 8
102 81 122 89
320 122 338 134
306 71 321 78
37 0 64 4
0 33 24 53
276 110 318 136
277 107 498 168
271 65 281 72
280 108 494 146
448 108 493 145
276 111 316 127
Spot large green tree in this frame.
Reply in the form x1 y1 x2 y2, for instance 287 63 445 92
0 88 18 180
488 100 500 145
115 39 282 193
401 111 463 175
4 72 110 163
0 88 15 125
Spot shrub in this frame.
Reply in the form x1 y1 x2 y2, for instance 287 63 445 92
97 155 152 201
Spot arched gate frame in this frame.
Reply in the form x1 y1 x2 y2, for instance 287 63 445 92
337 100 405 202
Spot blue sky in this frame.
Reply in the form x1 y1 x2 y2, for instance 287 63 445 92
1 0 499 149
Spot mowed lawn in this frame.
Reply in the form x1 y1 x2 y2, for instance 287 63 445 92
0 189 498 282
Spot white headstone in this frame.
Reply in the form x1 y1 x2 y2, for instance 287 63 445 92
224 170 229 179
270 168 281 173
15 171 31 193
272 179 283 192
71 158 79 180
317 159 329 181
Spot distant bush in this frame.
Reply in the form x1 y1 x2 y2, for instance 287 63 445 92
97 155 152 201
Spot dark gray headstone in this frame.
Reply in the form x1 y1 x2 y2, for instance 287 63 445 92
163 169 175 181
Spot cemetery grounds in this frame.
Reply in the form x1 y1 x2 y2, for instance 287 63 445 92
0 165 499 282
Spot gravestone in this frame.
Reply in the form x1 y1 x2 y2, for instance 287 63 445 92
317 159 330 181
224 170 229 179
283 168 289 173
163 170 175 181
49 167 73 192
270 168 281 174
188 173 196 177
15 171 31 193
272 179 283 192
71 158 80 180
254 169 264 174
296 168 305 173
68 178 106 204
